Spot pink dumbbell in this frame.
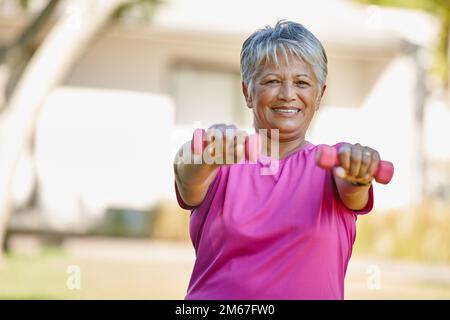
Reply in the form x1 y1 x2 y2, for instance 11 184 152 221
316 145 394 184
191 128 259 162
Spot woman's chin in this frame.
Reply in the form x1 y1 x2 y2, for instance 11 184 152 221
272 121 302 133
256 120 304 135
261 126 303 140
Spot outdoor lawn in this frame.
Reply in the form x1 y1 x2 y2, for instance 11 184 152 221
1 237 450 300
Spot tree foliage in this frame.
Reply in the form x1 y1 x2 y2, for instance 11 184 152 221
355 0 450 89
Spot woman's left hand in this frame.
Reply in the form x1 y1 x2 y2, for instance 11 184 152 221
333 143 381 186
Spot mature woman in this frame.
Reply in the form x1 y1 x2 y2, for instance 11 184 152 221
173 20 381 300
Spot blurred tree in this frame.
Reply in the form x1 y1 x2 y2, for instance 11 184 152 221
356 0 450 202
355 0 450 91
0 0 161 261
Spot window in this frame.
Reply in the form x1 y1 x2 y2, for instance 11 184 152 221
169 62 252 128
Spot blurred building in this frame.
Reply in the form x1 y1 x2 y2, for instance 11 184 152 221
0 0 448 232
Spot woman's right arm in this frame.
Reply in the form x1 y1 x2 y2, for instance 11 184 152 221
173 141 219 207
173 124 247 207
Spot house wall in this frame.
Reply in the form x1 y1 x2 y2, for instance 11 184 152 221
33 87 175 230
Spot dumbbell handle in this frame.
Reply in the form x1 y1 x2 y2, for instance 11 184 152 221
191 128 259 162
316 145 394 184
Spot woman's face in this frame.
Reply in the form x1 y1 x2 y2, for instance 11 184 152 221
243 54 326 141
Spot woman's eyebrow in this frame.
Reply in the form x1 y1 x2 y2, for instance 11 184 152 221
260 73 311 79
261 73 279 77
262 73 310 77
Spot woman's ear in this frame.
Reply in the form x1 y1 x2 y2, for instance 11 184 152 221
242 82 252 108
320 85 327 99
315 84 327 110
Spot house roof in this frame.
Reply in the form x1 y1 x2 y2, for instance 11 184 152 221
0 0 438 55
148 0 437 50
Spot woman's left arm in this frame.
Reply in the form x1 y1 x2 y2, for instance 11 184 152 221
332 143 380 211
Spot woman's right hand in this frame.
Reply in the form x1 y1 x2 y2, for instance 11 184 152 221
174 123 247 207
198 123 248 166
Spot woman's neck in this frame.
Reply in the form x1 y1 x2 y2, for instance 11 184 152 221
260 134 308 160
277 139 308 160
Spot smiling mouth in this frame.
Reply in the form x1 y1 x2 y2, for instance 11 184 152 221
271 107 302 115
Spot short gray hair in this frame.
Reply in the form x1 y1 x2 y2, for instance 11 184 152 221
240 20 328 95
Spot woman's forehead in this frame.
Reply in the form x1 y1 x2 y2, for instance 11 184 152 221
256 56 314 77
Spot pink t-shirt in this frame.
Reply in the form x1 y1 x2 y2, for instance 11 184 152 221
175 142 374 300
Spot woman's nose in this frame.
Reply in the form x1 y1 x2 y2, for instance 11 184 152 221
277 82 296 101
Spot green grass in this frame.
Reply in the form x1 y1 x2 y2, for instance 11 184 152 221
1 241 449 299
0 247 190 299
354 199 450 263
0 249 79 299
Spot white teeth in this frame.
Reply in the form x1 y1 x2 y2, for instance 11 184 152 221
273 109 299 113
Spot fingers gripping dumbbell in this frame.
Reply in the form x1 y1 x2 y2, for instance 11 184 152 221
191 128 260 163
316 145 394 184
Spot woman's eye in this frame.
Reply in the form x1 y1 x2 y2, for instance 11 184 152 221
296 81 309 86
265 79 280 84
